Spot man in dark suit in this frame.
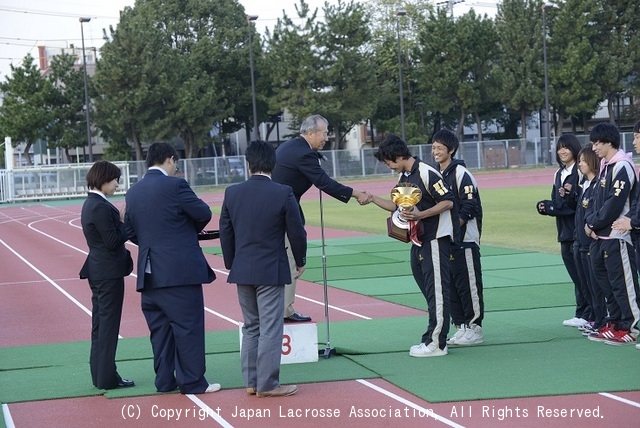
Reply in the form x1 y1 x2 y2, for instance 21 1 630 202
80 160 134 390
220 141 306 397
272 114 369 322
124 142 219 394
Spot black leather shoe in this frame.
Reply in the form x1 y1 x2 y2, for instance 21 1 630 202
285 312 312 322
118 378 135 388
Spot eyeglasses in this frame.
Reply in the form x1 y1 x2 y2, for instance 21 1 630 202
172 156 180 171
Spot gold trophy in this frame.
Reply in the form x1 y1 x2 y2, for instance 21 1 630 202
390 183 422 229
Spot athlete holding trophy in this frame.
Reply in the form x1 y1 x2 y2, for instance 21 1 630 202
366 134 454 357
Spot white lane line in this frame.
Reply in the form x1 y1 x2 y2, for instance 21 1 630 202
356 379 466 428
205 307 241 327
0 238 92 317
211 267 371 319
19 211 372 324
599 392 640 408
28 218 88 255
2 404 16 428
186 395 234 428
295 294 372 319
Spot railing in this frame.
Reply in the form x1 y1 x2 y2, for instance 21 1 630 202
1 133 636 203
0 163 130 203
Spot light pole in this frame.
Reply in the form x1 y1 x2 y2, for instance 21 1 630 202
541 3 557 165
396 10 407 142
80 17 93 163
247 15 259 143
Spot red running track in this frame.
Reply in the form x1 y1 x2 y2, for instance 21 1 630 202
2 171 639 427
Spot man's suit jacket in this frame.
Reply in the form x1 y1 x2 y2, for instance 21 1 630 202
271 136 352 223
80 192 133 280
124 169 215 291
219 175 306 286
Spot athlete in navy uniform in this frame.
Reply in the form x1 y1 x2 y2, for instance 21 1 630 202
367 134 454 357
585 123 640 346
537 135 588 328
431 129 484 346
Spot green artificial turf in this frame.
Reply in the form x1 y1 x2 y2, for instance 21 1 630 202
0 330 376 404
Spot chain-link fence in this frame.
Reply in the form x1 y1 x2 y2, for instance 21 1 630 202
2 133 636 203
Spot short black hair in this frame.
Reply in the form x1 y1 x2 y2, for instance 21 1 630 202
633 121 640 134
555 134 582 167
245 141 275 174
86 160 121 190
374 134 412 163
590 123 620 149
432 129 459 157
146 142 178 168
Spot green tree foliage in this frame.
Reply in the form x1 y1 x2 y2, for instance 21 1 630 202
494 0 543 141
362 0 433 144
415 9 460 134
592 0 640 123
315 0 377 149
4 0 640 164
46 53 87 162
0 56 55 165
94 0 251 162
547 0 601 134
264 0 321 138
415 9 498 140
265 0 379 149
93 8 171 162
452 11 499 141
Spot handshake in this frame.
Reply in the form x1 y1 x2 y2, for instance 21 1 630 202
353 190 374 206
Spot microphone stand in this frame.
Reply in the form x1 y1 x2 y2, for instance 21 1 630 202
318 153 335 358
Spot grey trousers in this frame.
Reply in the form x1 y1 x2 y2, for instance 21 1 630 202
237 284 285 392
283 234 298 317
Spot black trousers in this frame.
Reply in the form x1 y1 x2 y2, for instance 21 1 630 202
590 239 640 331
410 237 451 349
575 248 605 328
88 277 124 389
142 275 209 394
449 244 484 327
560 240 588 318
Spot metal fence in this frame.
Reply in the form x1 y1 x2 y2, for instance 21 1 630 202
1 133 636 203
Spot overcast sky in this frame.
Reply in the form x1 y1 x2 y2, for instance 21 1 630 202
0 0 499 80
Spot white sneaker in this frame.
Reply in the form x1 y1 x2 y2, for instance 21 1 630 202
409 342 447 358
455 324 484 346
409 343 423 352
446 325 466 345
563 317 588 328
204 383 221 393
636 342 640 350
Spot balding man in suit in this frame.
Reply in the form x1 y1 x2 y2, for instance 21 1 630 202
272 114 369 322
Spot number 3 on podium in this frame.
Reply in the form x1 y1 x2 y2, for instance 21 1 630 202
282 334 292 355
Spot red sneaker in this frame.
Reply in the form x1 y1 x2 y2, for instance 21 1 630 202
587 324 615 342
604 329 638 346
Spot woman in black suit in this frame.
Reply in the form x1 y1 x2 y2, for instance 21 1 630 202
80 161 134 389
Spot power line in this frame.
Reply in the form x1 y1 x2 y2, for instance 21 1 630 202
0 6 117 20
0 38 104 45
0 37 76 42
